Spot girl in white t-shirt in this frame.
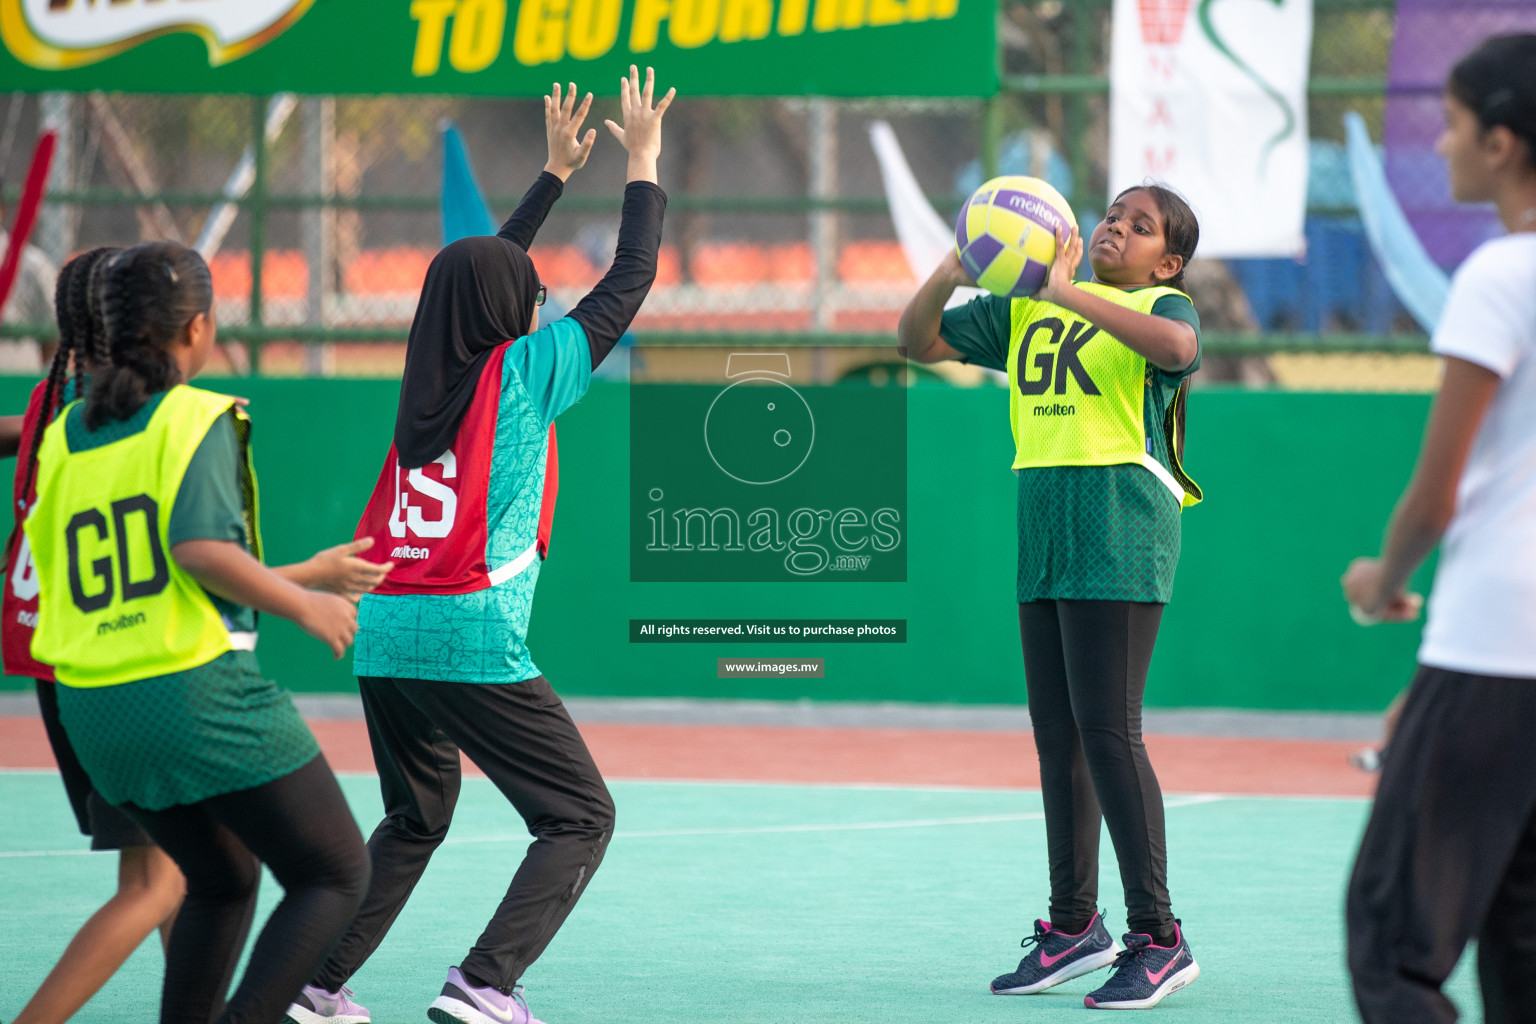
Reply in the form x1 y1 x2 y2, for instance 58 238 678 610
1341 32 1536 1024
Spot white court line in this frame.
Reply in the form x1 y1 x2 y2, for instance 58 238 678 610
0 795 1227 859
440 794 1227 845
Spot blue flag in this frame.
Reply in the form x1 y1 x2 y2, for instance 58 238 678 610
440 123 496 244
1344 112 1449 333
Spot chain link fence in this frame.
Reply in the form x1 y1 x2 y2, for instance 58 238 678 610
0 0 1432 382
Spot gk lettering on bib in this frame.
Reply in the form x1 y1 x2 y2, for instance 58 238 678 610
356 343 558 595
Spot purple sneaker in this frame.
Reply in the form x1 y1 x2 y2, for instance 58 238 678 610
427 966 546 1024
284 983 370 1024
991 911 1121 994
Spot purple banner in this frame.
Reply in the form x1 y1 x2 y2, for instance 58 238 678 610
1385 0 1536 268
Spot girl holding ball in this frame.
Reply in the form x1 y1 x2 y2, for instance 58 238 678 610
898 183 1202 1010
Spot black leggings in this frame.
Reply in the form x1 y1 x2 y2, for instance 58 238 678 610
123 755 370 1024
1020 599 1174 938
314 675 614 994
1348 665 1536 1024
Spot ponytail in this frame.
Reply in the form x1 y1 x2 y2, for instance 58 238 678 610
89 243 212 431
22 247 118 505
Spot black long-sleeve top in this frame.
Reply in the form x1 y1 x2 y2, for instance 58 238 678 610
497 171 667 370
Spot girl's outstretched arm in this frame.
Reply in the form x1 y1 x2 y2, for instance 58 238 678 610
897 251 971 363
172 540 358 658
1342 356 1501 618
1035 227 1198 373
567 66 673 370
496 82 596 249
273 536 392 596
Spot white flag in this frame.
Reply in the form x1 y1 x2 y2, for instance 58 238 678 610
1109 0 1311 257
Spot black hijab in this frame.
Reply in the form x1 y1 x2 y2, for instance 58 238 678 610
394 235 539 468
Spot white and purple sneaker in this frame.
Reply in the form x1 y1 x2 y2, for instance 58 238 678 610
1084 921 1200 1010
284 983 370 1024
991 911 1121 994
427 966 546 1024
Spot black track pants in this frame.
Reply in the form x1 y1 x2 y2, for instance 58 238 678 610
1347 664 1536 1024
313 675 615 993
1019 599 1174 938
124 755 370 1024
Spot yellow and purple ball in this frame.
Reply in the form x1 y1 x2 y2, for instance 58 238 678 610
955 176 1077 298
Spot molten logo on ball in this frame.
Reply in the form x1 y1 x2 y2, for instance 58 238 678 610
956 175 1077 300
2 0 314 69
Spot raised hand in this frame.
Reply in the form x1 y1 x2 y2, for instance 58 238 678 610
604 65 675 184
1036 225 1084 306
544 81 596 182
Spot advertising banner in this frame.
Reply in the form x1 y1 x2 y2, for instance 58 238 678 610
0 0 996 96
1108 0 1311 257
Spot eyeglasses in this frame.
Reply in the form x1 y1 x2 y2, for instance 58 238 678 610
534 284 547 307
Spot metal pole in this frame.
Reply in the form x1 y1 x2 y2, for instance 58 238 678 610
808 98 837 337
248 95 269 374
982 94 1002 181
1067 3 1092 208
301 96 334 377
35 93 73 264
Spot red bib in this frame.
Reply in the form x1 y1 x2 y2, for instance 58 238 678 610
3 379 56 680
356 344 557 596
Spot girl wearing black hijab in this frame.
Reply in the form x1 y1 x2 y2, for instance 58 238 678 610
287 69 673 1024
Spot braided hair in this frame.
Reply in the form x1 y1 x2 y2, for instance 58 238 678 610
89 242 213 431
21 247 119 506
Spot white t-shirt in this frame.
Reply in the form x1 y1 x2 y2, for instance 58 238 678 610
1419 233 1536 678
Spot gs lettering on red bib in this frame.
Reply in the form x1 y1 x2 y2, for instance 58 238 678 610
356 344 557 596
3 379 57 679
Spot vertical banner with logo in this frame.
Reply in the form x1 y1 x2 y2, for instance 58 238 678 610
1108 0 1311 257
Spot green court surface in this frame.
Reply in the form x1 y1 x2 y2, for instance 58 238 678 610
0 774 1482 1023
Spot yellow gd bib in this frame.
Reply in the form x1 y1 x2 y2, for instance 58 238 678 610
1007 283 1202 508
25 386 262 688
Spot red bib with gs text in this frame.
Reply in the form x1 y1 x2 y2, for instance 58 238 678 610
356 344 557 595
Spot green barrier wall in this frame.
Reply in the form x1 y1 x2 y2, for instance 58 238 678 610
0 378 1433 712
